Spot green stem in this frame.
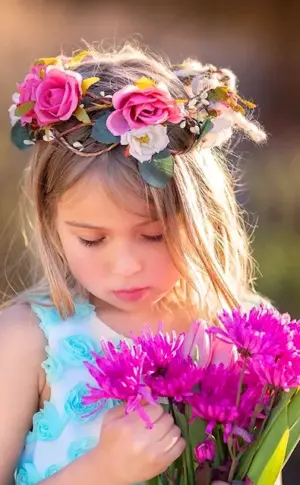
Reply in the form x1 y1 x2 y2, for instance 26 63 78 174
215 426 225 463
255 390 277 442
182 449 189 485
168 398 177 423
249 383 269 432
235 357 247 408
227 357 248 472
227 458 239 483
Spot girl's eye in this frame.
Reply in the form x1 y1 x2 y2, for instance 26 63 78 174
78 237 104 247
142 234 163 243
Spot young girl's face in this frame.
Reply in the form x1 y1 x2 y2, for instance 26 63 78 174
56 173 181 312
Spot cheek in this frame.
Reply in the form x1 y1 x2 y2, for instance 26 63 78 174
146 245 181 285
58 231 105 282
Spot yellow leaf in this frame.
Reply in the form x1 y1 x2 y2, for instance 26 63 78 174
135 77 156 90
39 68 45 80
68 50 90 67
256 429 289 485
175 98 188 104
74 106 91 124
92 103 113 109
34 57 58 66
248 405 289 485
237 95 256 109
82 77 100 96
243 100 257 109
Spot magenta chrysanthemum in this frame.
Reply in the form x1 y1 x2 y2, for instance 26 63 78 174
144 355 203 401
133 326 185 372
83 339 156 427
189 364 240 440
245 314 300 391
208 305 291 358
249 354 300 391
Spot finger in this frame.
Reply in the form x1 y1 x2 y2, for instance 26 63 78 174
157 425 183 454
103 403 127 423
150 413 175 441
163 435 186 464
128 404 165 427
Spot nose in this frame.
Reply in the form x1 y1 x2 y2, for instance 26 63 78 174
111 244 143 277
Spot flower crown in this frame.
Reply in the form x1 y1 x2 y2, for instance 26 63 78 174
9 51 266 188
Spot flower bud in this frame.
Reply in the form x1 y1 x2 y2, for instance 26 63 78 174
194 437 216 463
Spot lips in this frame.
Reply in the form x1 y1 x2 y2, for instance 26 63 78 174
113 287 149 302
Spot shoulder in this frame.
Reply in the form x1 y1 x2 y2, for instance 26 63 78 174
0 303 47 355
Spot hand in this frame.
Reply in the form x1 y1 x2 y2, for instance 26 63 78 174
93 403 186 485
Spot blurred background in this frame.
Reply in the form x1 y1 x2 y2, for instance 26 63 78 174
1 0 299 483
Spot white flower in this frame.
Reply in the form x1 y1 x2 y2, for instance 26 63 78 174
191 76 219 96
73 141 84 151
121 125 170 163
43 130 55 142
197 109 208 121
8 92 20 126
190 124 200 135
23 139 35 146
200 117 233 149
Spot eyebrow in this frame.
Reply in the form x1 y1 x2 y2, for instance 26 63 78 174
65 219 159 229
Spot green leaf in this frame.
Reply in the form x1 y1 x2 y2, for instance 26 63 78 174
91 112 120 144
139 153 174 189
284 388 300 466
153 148 171 160
188 418 207 452
235 390 295 480
207 86 229 102
82 77 100 96
74 106 91 124
247 406 289 485
198 119 214 142
173 406 195 485
15 101 35 117
10 120 34 150
264 390 296 434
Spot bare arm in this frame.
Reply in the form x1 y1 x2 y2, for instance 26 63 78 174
0 304 46 484
0 304 128 485
41 448 118 485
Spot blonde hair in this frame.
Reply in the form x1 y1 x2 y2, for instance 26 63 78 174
7 43 263 320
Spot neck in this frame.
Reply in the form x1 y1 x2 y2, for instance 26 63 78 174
90 296 195 337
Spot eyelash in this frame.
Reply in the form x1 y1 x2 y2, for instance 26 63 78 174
78 234 163 247
78 238 103 247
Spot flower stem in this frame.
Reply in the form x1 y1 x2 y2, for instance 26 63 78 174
216 426 225 463
255 390 277 442
227 457 239 483
168 398 177 423
249 383 269 432
235 357 247 408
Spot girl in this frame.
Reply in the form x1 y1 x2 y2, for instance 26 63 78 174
2 44 267 485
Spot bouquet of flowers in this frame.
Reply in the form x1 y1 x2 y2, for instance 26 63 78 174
82 305 300 485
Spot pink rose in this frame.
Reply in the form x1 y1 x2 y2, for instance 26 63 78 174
34 66 82 126
106 84 183 136
182 320 238 368
18 65 44 124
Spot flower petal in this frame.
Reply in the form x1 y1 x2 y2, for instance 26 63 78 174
106 110 130 135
